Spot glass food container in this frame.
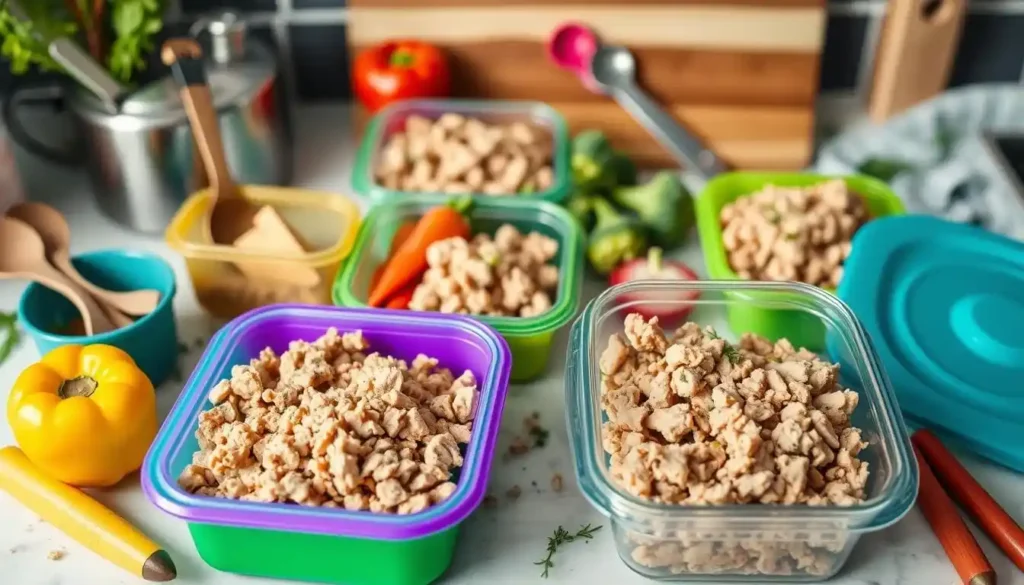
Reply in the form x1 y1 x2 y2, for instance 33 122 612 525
351 99 572 205
566 281 918 582
694 173 906 351
143 304 511 585
332 195 583 383
165 186 361 319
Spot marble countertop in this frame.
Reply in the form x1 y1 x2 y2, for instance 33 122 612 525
1 105 1022 585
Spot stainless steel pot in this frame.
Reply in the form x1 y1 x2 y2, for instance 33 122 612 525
2 12 292 234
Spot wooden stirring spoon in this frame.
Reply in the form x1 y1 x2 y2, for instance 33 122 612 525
7 203 160 319
161 38 258 245
0 217 114 336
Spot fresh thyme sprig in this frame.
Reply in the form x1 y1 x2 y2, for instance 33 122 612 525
534 524 602 578
706 328 740 363
0 310 21 365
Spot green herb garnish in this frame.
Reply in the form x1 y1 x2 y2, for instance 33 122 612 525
722 344 740 364
535 524 602 578
706 328 739 363
529 426 550 449
0 311 21 365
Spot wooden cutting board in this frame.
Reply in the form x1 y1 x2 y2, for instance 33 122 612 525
348 0 827 170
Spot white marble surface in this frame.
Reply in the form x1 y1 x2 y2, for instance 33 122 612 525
0 105 1022 585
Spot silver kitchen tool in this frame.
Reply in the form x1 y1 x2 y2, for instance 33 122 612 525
6 0 127 112
590 44 727 180
3 10 292 234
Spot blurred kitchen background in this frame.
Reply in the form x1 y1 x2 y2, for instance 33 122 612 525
2 0 1023 104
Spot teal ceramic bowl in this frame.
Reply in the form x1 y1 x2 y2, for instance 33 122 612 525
18 250 179 387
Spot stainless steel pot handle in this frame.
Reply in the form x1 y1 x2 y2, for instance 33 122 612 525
1 81 82 166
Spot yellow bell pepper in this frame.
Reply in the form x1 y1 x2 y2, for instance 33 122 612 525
6 344 158 488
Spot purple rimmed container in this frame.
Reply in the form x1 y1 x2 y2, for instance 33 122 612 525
142 304 511 585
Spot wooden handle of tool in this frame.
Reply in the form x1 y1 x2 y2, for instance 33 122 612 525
913 445 996 585
913 429 1024 572
160 39 237 201
869 0 968 122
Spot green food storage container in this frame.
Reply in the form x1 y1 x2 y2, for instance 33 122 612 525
142 305 512 585
332 195 583 382
351 99 572 205
695 172 906 350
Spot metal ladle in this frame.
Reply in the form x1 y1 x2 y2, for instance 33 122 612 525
6 203 161 319
0 217 114 336
590 45 728 180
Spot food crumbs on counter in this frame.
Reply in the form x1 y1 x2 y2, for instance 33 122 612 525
483 494 499 508
47 549 66 561
178 328 479 514
506 485 522 500
534 524 603 578
507 437 531 459
551 473 564 493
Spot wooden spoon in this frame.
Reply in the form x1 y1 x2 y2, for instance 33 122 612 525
0 217 114 336
160 38 258 245
6 203 160 319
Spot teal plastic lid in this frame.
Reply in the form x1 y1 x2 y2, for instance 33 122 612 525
835 215 1024 471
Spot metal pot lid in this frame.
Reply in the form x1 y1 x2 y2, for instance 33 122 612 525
70 58 273 123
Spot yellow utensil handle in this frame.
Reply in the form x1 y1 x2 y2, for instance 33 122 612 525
0 446 160 577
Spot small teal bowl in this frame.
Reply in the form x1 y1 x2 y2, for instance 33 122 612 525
17 250 179 387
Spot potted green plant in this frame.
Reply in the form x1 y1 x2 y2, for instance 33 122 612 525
0 0 165 84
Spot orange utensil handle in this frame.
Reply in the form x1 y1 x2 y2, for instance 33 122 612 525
913 429 1024 572
913 445 995 585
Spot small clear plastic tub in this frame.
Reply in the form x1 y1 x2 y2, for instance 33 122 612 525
352 99 572 205
165 186 362 320
565 281 918 582
694 173 906 351
142 305 511 585
332 195 583 383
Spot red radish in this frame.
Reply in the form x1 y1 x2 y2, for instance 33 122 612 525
609 247 701 322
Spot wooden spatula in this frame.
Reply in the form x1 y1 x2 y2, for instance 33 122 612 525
161 38 258 246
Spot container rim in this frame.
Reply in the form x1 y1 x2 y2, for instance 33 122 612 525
333 195 584 337
351 98 571 204
695 172 907 291
566 280 918 532
142 304 512 541
17 249 177 344
164 187 362 265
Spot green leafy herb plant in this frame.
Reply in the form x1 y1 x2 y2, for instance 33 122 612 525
0 0 165 85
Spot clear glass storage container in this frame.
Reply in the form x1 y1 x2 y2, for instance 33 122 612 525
565 280 918 582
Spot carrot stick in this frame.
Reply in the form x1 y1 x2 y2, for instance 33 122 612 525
370 221 417 292
385 282 418 310
369 198 472 308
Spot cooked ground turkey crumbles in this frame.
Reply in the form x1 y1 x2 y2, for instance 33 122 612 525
720 179 868 288
409 223 559 317
601 314 869 506
600 315 871 576
178 328 479 515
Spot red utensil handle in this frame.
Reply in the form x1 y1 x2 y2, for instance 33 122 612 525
913 429 1024 572
913 445 995 585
